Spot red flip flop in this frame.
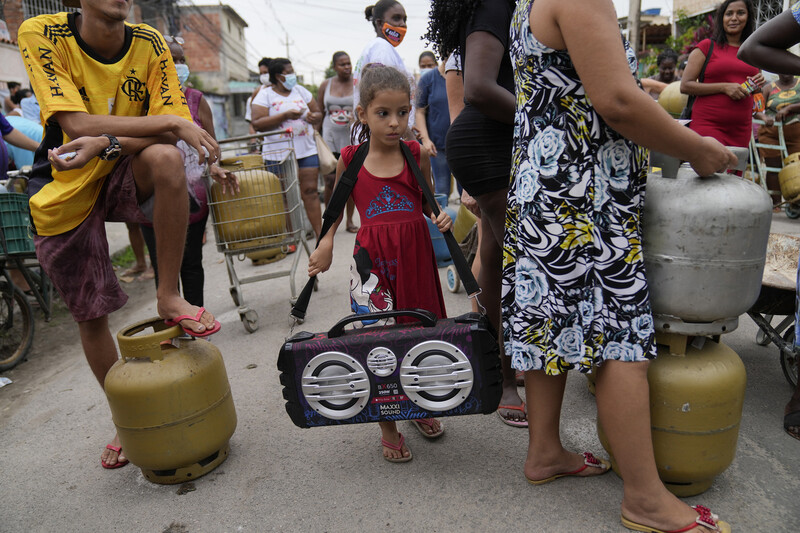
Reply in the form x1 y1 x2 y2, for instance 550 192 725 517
381 432 413 463
164 307 221 337
497 403 528 427
101 444 129 469
526 452 609 485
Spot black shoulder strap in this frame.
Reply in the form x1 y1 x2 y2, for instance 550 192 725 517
399 142 480 297
290 142 369 320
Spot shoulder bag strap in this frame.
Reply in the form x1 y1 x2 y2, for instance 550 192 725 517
683 41 714 118
290 141 370 320
399 142 482 300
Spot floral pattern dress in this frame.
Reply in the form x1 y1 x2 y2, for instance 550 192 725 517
501 0 656 375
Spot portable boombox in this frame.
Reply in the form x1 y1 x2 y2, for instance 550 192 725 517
277 309 503 428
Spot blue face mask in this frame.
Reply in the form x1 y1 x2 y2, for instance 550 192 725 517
282 73 298 90
175 63 190 86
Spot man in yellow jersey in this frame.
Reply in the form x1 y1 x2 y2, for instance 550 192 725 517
17 0 228 469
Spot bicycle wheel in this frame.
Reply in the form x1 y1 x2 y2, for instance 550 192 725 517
0 282 35 371
781 328 799 388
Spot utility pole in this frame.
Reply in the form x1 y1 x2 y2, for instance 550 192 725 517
628 0 641 56
279 31 294 59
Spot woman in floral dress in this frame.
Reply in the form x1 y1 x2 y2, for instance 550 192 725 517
503 0 737 531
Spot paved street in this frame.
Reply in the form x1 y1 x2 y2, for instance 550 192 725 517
1 210 799 532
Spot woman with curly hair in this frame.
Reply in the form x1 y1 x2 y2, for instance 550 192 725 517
425 0 527 428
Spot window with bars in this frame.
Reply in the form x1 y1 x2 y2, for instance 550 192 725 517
22 0 78 18
754 0 787 27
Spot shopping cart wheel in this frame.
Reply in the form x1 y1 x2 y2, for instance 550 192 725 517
446 265 461 293
240 308 259 333
786 202 800 219
756 314 773 346
230 287 241 307
0 282 35 371
781 329 799 388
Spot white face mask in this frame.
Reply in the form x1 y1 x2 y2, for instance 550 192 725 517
175 64 190 86
260 73 270 86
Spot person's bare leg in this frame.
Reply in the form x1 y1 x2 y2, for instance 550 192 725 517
298 166 322 237
132 144 215 334
379 420 411 460
522 370 607 480
77 315 126 466
596 360 718 532
785 375 800 440
475 187 525 424
346 197 358 232
470 216 482 313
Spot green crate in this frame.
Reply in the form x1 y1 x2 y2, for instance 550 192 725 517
0 192 35 255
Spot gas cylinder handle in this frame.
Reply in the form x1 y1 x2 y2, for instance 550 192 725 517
117 318 184 362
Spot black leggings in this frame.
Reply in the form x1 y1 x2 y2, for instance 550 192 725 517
446 104 514 198
141 213 208 307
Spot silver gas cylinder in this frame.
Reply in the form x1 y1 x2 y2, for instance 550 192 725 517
644 152 771 335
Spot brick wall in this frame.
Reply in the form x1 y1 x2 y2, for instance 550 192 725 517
182 11 221 72
4 0 25 41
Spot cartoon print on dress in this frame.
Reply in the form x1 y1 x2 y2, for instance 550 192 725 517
329 104 353 126
364 185 414 218
350 244 394 328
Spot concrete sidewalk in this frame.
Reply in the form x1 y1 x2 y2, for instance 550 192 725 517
0 212 798 532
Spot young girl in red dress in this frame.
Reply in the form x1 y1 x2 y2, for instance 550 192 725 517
308 65 453 462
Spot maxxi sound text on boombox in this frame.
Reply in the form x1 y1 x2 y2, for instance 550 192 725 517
277 309 503 428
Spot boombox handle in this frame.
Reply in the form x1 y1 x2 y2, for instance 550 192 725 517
290 141 484 323
327 308 438 338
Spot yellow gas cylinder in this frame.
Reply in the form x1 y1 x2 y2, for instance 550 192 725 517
658 81 688 119
244 235 287 265
779 152 800 202
212 154 288 250
597 334 746 497
105 319 237 484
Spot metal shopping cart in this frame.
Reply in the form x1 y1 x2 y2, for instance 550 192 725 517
205 131 313 332
0 168 53 370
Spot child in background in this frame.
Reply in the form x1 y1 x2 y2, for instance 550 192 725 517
308 65 452 463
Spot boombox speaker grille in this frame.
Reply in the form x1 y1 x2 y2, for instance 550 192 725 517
301 352 370 420
399 340 474 412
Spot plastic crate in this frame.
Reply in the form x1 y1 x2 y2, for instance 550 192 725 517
0 192 35 255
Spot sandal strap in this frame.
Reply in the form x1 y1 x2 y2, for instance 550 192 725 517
381 433 405 452
582 452 607 469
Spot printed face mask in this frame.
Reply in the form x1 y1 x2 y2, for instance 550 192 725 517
382 22 406 47
282 73 298 90
175 63 190 86
259 73 270 86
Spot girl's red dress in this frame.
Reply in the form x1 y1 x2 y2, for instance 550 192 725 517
340 140 446 326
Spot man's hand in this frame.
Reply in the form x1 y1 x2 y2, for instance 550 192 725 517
47 136 109 171
210 163 240 195
172 118 219 165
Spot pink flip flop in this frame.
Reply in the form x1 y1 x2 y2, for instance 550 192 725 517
381 433 413 463
410 418 444 439
164 307 221 337
101 444 129 469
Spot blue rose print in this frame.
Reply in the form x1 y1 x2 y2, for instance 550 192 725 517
516 161 541 205
603 340 644 362
554 325 584 363
578 301 594 326
593 172 610 210
631 314 654 340
507 340 540 371
527 125 567 178
597 139 631 190
515 257 549 308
